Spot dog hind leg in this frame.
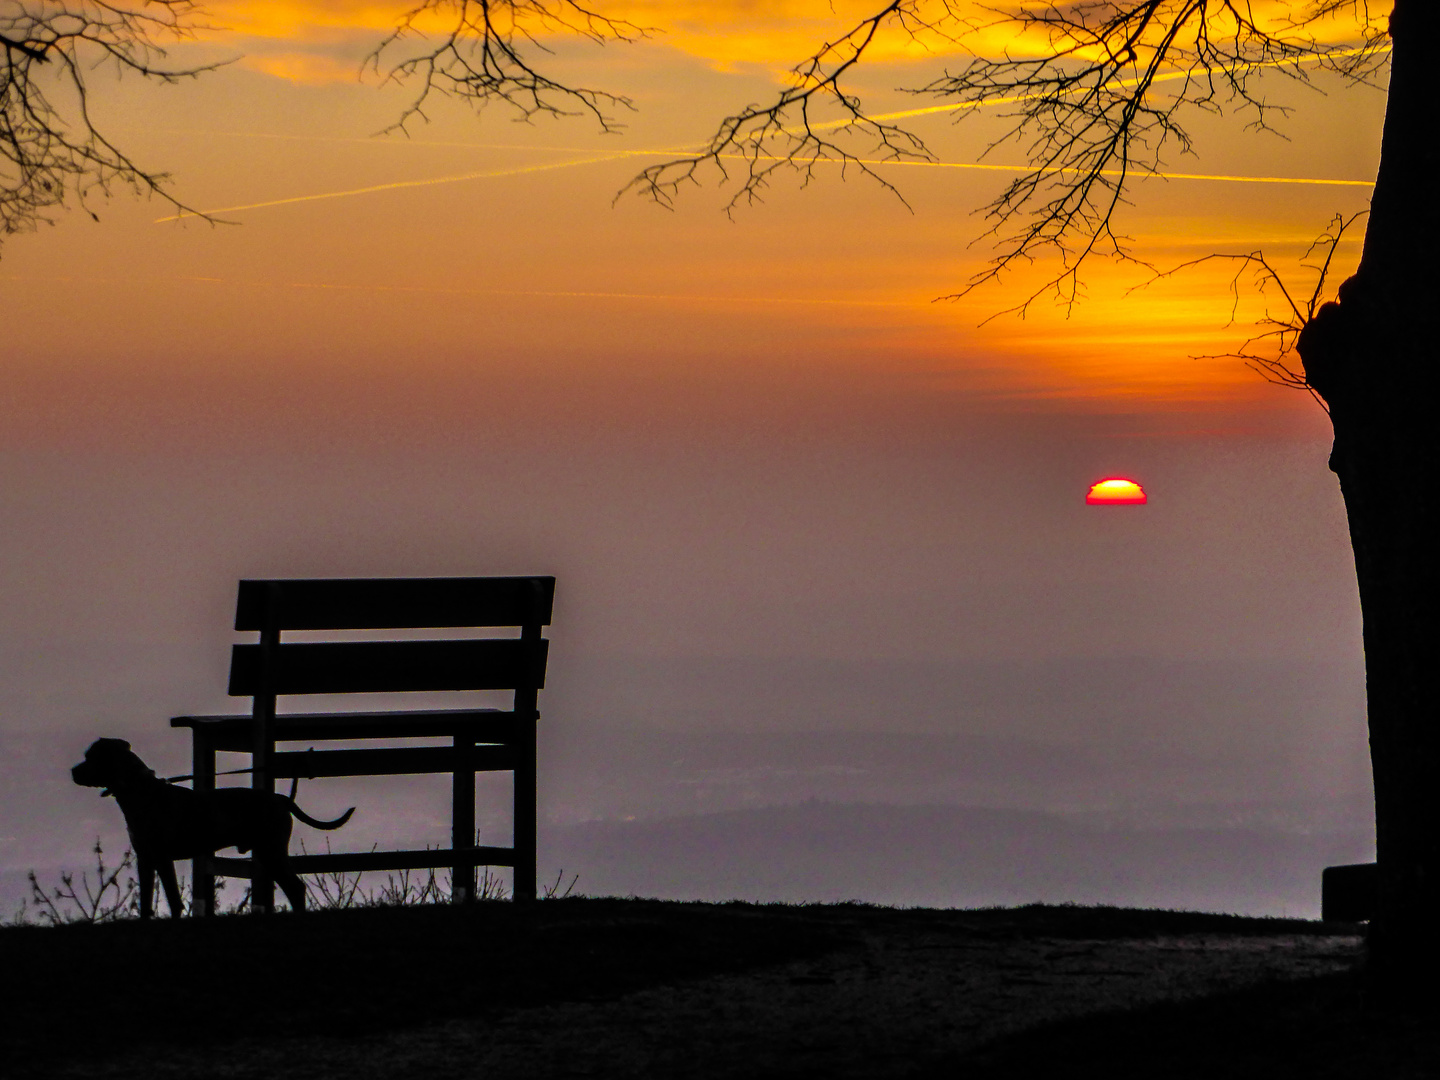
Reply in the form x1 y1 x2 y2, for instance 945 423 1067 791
274 865 307 912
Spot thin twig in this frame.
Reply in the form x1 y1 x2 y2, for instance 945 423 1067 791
365 0 649 136
1133 209 1367 410
0 1 225 248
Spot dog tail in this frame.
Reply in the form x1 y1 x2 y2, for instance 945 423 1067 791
291 804 356 830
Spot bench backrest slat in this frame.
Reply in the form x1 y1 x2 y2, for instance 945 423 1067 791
234 577 555 631
229 639 548 696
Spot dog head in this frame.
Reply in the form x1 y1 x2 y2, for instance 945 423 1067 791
71 738 156 796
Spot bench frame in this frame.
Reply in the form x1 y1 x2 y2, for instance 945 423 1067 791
172 576 553 913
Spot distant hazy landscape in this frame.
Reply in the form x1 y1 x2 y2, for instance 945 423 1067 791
4 654 1372 920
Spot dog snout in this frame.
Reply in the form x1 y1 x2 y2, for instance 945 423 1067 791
72 760 102 786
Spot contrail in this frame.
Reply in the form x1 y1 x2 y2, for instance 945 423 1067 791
140 130 1377 188
726 154 1373 187
153 153 632 221
155 146 1370 223
155 42 1385 143
154 42 1381 221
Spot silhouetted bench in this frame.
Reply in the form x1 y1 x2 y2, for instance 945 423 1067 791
172 576 553 913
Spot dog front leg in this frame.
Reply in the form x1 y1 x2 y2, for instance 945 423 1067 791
137 855 154 920
158 859 184 918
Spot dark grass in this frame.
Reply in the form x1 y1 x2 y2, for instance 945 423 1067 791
913 901 1354 940
938 969 1440 1079
2 899 1376 1075
3 897 848 1068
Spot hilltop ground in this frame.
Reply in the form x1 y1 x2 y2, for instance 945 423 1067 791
5 900 1435 1078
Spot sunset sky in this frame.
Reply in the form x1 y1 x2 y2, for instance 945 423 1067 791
0 2 1384 915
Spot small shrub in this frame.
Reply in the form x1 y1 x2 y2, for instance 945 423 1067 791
541 870 580 900
23 840 136 926
16 835 561 923
371 864 451 907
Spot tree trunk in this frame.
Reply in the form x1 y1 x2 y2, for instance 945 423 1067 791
1297 0 1440 978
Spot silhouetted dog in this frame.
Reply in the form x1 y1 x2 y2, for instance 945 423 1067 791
71 737 354 918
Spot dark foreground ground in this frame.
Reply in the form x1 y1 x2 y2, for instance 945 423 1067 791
4 900 1435 1078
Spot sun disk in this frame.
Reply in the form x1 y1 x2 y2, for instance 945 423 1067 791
1087 478 1147 505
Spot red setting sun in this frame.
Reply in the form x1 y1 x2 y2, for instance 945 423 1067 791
1086 478 1148 505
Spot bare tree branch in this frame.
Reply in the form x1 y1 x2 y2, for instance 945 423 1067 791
620 2 963 216
365 0 650 136
925 1 1389 315
622 2 1387 312
0 1 221 249
1133 209 1367 411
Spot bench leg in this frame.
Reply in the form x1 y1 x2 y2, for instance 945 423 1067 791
513 712 537 902
192 727 216 917
251 607 279 914
452 737 475 903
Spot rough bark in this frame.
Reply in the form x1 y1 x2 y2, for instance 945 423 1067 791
1298 0 1440 977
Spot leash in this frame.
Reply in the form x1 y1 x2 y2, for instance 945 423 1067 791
164 766 252 784
165 748 316 786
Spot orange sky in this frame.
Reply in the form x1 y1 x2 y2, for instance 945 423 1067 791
0 0 1375 666
1 0 1386 450
195 1 1378 79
